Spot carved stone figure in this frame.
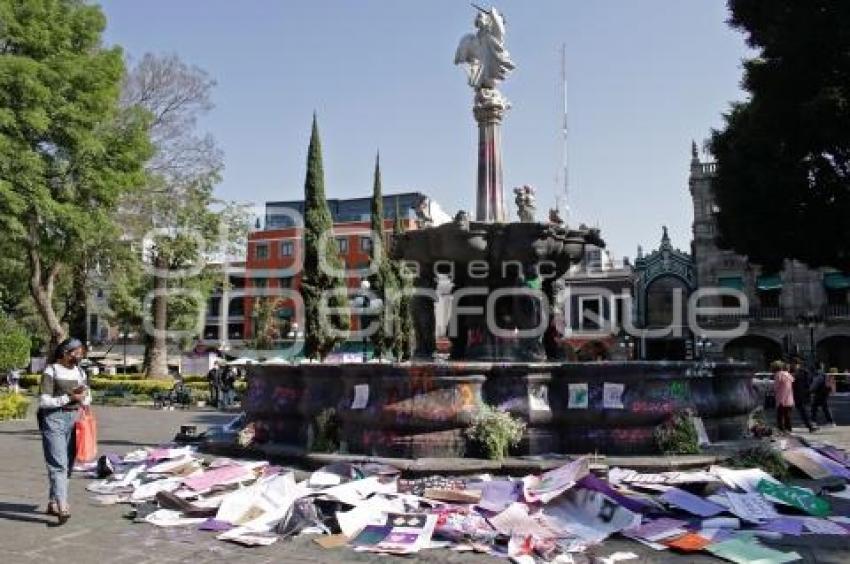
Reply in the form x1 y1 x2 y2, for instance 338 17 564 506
453 210 470 231
513 185 536 222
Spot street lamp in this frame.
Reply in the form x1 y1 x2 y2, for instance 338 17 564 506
619 334 633 360
696 336 713 361
797 311 823 369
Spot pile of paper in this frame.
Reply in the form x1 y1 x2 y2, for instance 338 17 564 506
82 437 850 562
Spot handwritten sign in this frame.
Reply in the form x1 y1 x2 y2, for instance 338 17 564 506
568 383 588 409
528 383 551 412
603 382 625 409
351 384 369 410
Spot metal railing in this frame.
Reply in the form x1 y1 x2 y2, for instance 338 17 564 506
696 306 785 325
823 304 850 319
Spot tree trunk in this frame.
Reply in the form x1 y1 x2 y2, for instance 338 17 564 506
65 262 89 343
27 248 65 357
146 255 170 379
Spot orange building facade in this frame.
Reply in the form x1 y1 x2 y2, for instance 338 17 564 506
243 193 429 341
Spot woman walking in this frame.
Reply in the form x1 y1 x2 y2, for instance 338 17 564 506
37 338 91 524
773 360 794 434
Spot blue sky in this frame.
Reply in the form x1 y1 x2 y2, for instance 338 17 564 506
99 0 750 260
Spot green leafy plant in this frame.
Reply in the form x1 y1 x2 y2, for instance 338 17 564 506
465 405 526 460
654 410 701 455
0 392 31 421
748 408 774 438
0 317 31 373
311 408 340 453
729 443 790 481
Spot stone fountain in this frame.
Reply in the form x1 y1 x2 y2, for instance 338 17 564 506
239 6 757 460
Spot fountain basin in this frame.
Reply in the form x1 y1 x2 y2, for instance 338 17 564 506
243 361 756 457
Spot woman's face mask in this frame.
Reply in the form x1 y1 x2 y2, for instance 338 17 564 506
65 349 84 365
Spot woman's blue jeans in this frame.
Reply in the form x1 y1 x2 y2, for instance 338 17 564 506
37 408 79 504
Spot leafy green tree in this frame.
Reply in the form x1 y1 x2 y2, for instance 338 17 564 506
0 0 152 351
119 53 225 378
0 316 31 372
250 297 280 351
710 0 850 271
301 115 349 359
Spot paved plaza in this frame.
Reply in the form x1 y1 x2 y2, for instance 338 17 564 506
1 403 850 563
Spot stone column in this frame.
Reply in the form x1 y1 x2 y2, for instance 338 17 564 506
474 89 509 223
411 270 437 359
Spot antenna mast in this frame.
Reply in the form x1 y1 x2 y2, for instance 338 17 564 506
556 44 570 220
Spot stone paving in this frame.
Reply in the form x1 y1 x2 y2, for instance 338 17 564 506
2 402 850 563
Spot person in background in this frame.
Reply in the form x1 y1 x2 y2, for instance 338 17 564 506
790 357 818 432
6 367 21 393
206 361 221 408
773 360 794 434
811 365 836 427
219 365 236 409
38 338 91 524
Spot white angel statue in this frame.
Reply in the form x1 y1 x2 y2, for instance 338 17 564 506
454 5 516 90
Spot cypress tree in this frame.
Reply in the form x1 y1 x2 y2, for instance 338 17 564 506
367 153 396 358
393 197 414 360
301 115 349 359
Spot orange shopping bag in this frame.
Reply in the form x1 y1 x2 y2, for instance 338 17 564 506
75 407 98 462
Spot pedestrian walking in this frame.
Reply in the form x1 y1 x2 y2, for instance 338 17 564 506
37 337 91 524
811 365 836 427
791 358 818 432
773 360 794 433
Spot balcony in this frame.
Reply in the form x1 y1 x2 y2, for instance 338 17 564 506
823 304 850 320
695 306 785 326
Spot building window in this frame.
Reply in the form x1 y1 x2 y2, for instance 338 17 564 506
229 298 245 316
279 277 293 289
826 289 848 306
281 240 294 257
254 243 269 260
578 296 604 331
360 236 372 252
336 236 348 254
585 249 601 271
253 278 267 289
612 294 631 330
758 289 780 308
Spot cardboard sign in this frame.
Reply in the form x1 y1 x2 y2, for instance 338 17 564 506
757 479 831 517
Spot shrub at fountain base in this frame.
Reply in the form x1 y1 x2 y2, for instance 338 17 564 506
465 405 526 460
654 410 701 455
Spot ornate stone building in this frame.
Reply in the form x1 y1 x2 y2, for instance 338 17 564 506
689 144 850 370
633 227 697 360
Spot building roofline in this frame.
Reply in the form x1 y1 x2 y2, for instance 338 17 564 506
265 190 426 207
